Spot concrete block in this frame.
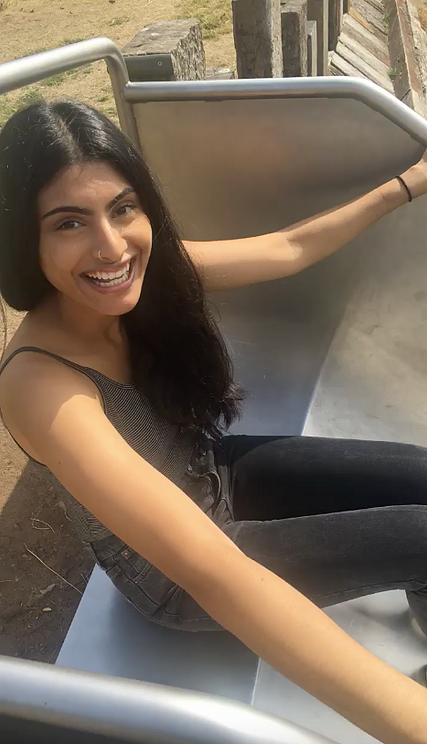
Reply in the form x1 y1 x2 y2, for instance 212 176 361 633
281 0 309 76
307 20 318 75
122 19 206 81
307 0 329 74
232 0 284 78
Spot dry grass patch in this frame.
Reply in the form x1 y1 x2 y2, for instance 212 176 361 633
0 0 236 131
179 0 233 39
419 3 427 32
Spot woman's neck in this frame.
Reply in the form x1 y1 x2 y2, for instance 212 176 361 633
36 291 123 346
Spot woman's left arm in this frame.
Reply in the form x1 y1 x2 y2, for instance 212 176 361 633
184 154 427 293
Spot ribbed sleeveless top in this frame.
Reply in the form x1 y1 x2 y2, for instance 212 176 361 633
0 347 201 544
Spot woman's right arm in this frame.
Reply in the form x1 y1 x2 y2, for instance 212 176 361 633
2 356 427 744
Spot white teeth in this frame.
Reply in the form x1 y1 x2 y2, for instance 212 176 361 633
86 260 131 281
85 260 132 288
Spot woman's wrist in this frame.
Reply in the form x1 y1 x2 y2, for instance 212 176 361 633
378 176 412 211
398 154 427 200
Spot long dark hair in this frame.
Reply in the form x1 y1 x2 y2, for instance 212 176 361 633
0 99 247 439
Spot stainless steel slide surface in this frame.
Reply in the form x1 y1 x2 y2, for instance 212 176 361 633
2 41 427 744
0 655 337 743
60 75 427 741
130 78 427 741
56 565 258 704
129 79 427 437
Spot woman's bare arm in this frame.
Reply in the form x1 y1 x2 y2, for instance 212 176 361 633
184 156 427 293
2 355 427 744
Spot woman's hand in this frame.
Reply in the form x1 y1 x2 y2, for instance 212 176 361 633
400 148 427 199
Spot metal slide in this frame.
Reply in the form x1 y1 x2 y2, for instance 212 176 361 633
1 38 427 743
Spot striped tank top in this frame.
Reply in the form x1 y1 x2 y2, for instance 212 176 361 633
0 347 202 544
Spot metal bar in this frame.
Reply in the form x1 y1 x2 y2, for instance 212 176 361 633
124 76 427 146
0 655 336 743
0 37 139 146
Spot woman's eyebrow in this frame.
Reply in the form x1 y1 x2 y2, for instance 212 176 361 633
40 187 136 220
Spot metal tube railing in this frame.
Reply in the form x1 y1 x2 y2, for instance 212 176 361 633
123 75 427 147
0 37 139 145
0 655 337 743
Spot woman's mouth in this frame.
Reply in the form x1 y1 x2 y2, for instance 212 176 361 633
81 257 136 293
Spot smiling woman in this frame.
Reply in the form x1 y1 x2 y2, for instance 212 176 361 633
38 165 152 314
1 98 427 744
0 99 243 430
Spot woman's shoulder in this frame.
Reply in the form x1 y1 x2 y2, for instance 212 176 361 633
0 317 105 461
1 313 104 400
2 309 65 362
0 358 103 466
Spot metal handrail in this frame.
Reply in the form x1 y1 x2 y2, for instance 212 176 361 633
123 75 427 147
0 37 139 145
0 655 337 743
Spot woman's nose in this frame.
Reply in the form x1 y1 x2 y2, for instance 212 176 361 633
93 218 127 262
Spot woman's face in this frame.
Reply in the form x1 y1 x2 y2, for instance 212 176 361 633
38 161 153 317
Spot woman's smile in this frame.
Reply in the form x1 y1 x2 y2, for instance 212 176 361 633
80 255 138 293
37 162 153 317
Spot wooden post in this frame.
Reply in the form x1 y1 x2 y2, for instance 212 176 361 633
232 0 284 78
307 0 328 74
281 0 308 77
328 0 343 50
307 20 318 75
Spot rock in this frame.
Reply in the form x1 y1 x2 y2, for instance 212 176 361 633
39 583 56 597
122 19 206 81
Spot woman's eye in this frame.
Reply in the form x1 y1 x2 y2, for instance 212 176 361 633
115 203 135 217
57 219 81 231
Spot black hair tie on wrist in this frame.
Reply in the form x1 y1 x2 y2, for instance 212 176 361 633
396 175 413 202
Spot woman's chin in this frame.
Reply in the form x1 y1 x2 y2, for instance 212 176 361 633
77 273 143 316
92 289 142 316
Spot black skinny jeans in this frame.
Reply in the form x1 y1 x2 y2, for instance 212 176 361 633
93 434 427 632
222 435 427 634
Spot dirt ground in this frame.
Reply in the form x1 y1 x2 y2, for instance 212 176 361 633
0 0 235 663
0 308 94 662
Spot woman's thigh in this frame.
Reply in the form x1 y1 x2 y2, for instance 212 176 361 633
220 434 427 627
220 434 427 520
226 503 427 611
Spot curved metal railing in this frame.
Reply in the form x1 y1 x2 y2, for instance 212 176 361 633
0 655 337 743
0 37 138 145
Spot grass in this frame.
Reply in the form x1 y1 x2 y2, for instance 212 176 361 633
0 0 236 132
0 56 94 128
388 67 397 81
418 4 427 33
383 11 390 33
0 88 43 128
62 37 86 46
44 73 68 87
109 17 129 27
179 0 232 39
